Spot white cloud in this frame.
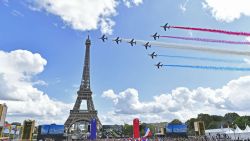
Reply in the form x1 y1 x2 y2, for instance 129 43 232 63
102 89 118 102
123 0 143 8
11 9 24 17
179 5 186 13
28 0 143 34
179 0 189 13
32 80 48 86
100 111 165 125
102 88 165 115
202 0 250 22
100 18 116 35
102 76 250 124
29 0 118 34
0 50 72 124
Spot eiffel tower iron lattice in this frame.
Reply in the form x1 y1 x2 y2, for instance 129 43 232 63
64 35 102 132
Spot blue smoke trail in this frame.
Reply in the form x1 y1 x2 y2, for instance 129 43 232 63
164 64 250 71
158 55 244 64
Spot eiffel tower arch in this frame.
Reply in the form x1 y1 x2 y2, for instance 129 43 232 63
64 35 102 134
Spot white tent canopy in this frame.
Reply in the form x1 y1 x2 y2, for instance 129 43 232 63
244 125 250 132
235 125 243 133
225 128 234 134
205 124 250 140
205 127 233 136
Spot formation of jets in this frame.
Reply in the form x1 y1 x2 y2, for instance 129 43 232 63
99 35 151 48
99 34 164 68
98 23 171 69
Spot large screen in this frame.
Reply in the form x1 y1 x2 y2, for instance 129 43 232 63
166 124 187 133
40 125 64 135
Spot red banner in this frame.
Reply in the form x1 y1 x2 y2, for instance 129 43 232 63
133 118 140 138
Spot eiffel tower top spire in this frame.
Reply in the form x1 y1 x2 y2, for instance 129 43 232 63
80 35 91 90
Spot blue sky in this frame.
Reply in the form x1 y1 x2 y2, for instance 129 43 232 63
1 0 250 125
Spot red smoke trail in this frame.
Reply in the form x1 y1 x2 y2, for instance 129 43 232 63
170 26 250 36
160 35 250 45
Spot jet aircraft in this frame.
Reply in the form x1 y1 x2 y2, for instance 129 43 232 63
152 32 160 40
149 52 157 59
144 42 151 49
128 39 136 46
113 37 122 44
162 23 170 31
155 62 163 69
99 34 108 42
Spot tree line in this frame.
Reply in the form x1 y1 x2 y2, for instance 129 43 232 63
186 113 250 135
122 113 250 136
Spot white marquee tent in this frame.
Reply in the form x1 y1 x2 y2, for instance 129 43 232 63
205 125 250 140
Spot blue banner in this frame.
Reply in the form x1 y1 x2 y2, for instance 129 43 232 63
89 118 97 140
40 125 64 135
166 124 187 133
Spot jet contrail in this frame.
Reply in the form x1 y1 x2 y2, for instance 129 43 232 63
158 54 245 63
169 26 250 36
164 64 250 71
160 35 250 45
121 38 250 57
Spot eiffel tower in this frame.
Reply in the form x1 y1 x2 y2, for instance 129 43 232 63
64 35 101 132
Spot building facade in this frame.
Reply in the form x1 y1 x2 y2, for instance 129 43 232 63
0 103 7 137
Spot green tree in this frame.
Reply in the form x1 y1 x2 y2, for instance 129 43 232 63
197 113 211 129
123 124 133 137
183 113 250 135
140 123 147 136
211 115 223 122
185 118 195 130
186 113 224 130
197 114 226 129
185 118 196 136
224 113 240 123
233 116 250 130
170 119 182 124
207 121 220 129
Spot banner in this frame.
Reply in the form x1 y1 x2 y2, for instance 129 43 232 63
133 118 140 138
40 125 64 135
166 124 187 133
89 118 97 140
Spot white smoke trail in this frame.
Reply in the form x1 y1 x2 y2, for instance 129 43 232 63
119 38 250 57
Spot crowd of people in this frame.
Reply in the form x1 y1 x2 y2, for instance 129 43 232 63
82 136 231 141
82 135 250 141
